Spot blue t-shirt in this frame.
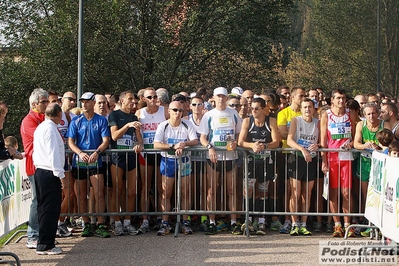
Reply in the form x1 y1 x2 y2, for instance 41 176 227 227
67 113 110 168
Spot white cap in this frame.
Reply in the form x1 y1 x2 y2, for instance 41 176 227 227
79 92 95 101
190 92 197 98
213 87 228 96
231 87 243 96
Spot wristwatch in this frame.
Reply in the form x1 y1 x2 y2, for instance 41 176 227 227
169 144 175 150
206 143 213 149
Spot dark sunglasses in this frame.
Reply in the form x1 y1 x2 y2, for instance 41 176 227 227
229 104 241 108
64 97 76 101
170 108 183 113
146 95 158 100
191 103 204 107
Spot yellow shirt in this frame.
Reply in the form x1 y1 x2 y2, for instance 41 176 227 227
277 107 301 149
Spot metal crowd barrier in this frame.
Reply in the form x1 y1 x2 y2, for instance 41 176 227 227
60 147 370 237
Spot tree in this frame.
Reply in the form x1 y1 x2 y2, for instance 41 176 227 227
283 0 399 97
0 0 294 95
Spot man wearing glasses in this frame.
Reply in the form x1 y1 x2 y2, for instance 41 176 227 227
238 97 280 235
21 88 49 249
198 87 242 235
59 91 77 230
61 91 77 119
154 101 198 235
227 96 242 120
136 87 169 233
187 96 207 226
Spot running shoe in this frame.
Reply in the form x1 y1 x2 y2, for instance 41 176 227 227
290 225 299 236
280 220 292 234
256 223 266 235
57 223 72 237
26 239 38 249
252 221 259 232
36 247 63 255
354 226 365 235
81 223 93 237
205 223 216 235
64 219 75 231
95 225 111 238
157 223 171 236
153 219 163 230
241 220 255 234
124 223 139 235
231 223 242 235
361 228 371 237
345 226 356 238
139 221 151 234
216 220 229 232
326 222 333 233
182 223 193 235
332 225 344 237
270 219 283 231
199 222 208 232
299 226 312 236
113 223 124 236
314 222 323 232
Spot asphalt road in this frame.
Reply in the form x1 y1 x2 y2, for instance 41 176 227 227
1 226 398 266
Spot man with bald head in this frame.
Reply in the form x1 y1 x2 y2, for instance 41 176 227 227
61 91 77 119
33 103 65 255
242 90 254 115
154 100 198 235
354 94 367 109
136 87 169 233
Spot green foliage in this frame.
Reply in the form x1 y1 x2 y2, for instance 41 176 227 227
283 0 399 98
0 59 35 142
0 0 294 95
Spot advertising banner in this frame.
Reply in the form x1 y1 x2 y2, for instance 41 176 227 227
0 158 31 237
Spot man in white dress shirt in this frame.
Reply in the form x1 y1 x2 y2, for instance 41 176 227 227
33 103 65 255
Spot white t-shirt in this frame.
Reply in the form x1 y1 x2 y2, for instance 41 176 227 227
154 119 198 158
139 106 166 153
198 107 242 160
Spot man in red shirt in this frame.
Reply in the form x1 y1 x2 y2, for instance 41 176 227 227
20 88 49 249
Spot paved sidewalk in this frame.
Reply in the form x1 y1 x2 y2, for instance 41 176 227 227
2 228 398 266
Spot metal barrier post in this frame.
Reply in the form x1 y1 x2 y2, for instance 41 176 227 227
174 155 182 237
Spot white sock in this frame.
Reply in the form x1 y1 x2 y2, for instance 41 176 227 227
123 220 130 227
231 220 237 225
115 221 122 226
259 218 265 224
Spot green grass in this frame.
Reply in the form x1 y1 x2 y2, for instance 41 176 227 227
0 224 28 248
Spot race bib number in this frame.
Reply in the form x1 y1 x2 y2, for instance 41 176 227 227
213 129 234 147
117 134 133 149
143 132 155 149
251 150 271 160
76 155 98 168
329 122 351 140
